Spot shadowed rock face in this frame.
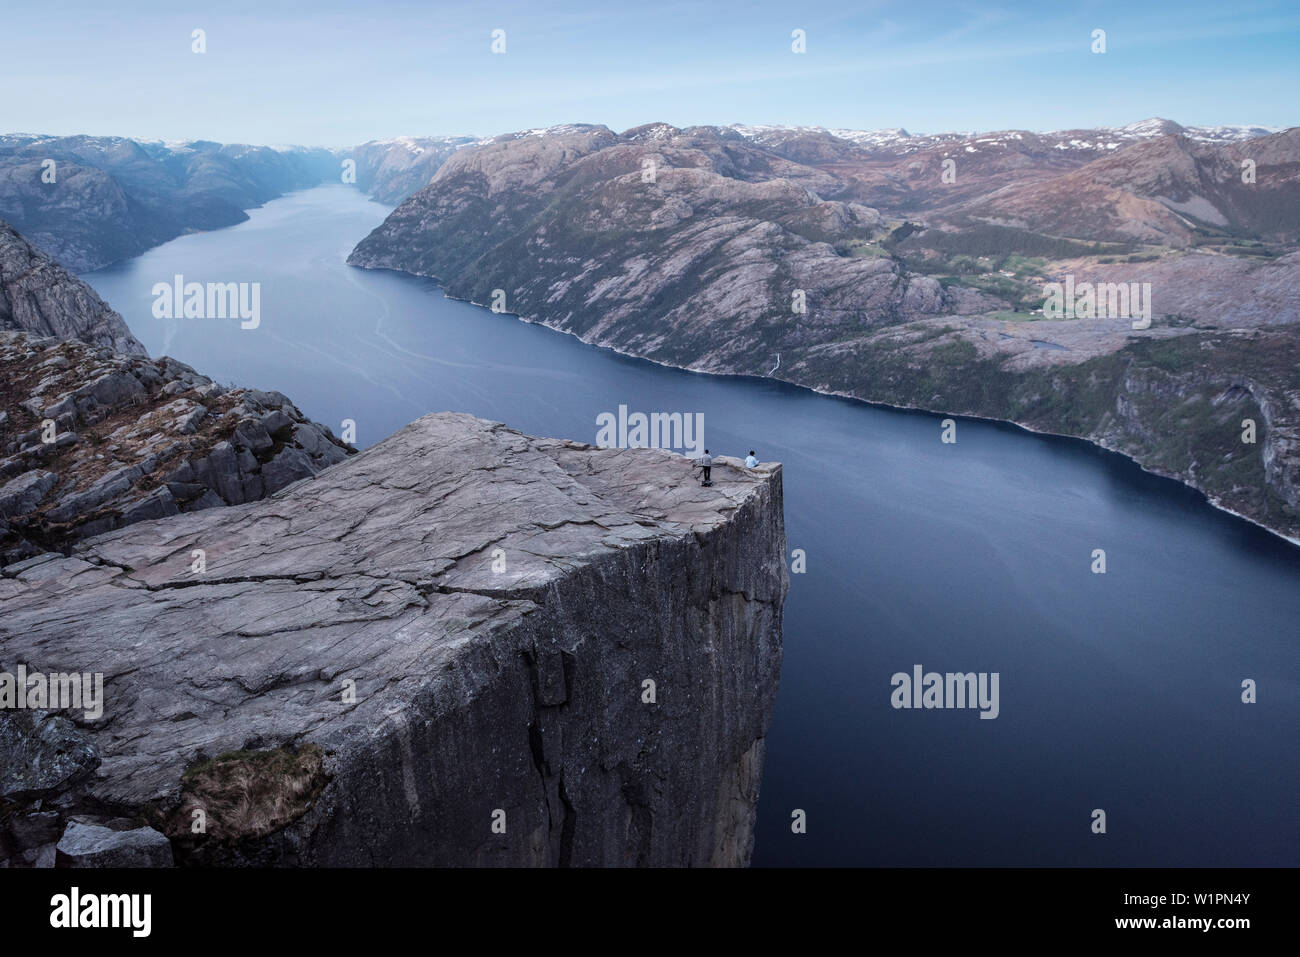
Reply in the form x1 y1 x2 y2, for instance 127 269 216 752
0 221 144 355
0 412 787 867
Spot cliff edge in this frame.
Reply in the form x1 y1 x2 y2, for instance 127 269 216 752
0 412 787 867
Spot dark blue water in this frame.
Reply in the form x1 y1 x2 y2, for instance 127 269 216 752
85 185 1300 867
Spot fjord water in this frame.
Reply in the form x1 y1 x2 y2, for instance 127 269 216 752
85 185 1300 866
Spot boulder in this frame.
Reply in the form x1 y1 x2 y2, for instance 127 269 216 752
0 470 56 518
55 822 174 868
0 710 101 801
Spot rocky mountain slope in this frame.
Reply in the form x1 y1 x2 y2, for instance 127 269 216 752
349 121 1300 542
0 413 786 867
0 219 144 354
729 119 1298 245
0 329 353 565
2 217 355 562
950 130 1300 245
334 119 1286 210
3 119 1285 272
348 122 1004 368
0 135 336 271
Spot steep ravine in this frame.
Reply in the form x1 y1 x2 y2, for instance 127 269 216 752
0 413 787 866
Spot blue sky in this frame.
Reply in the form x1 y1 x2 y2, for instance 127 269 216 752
3 0 1296 145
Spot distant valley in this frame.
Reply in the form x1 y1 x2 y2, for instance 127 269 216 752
0 135 339 271
0 133 484 271
2 117 1296 540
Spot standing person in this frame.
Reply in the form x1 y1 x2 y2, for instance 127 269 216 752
744 450 758 468
695 449 713 486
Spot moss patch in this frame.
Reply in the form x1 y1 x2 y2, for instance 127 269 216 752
163 743 327 846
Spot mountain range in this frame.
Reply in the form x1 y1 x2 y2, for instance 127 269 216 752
347 120 1300 541
2 118 1289 272
2 117 1295 539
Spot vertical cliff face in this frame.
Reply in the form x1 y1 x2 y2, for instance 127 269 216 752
0 413 786 866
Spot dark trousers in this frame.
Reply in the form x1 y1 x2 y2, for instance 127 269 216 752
701 466 711 483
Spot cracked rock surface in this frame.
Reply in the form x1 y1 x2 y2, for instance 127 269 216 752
0 412 786 866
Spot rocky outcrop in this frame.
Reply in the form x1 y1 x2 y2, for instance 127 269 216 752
0 220 144 354
0 330 353 564
0 413 787 866
0 710 100 802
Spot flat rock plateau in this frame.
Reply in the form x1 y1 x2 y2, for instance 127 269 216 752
0 413 786 867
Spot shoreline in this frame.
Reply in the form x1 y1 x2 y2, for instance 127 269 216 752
78 181 1296 553
411 273 1300 552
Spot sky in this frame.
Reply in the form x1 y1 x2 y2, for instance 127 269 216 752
3 0 1297 146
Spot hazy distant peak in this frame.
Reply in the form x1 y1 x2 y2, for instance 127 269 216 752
505 123 611 140
1112 117 1186 137
620 122 683 141
730 119 1283 155
363 134 479 149
1047 117 1280 144
731 123 916 147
